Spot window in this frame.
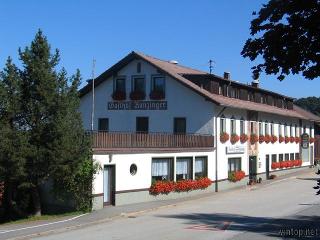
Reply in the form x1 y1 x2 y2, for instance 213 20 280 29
284 124 288 136
228 158 241 173
250 122 255 134
290 124 293 137
230 118 236 135
220 116 226 133
176 157 192 181
295 124 299 137
279 124 283 137
285 153 289 161
290 153 294 160
265 122 269 135
137 62 141 73
130 164 137 176
271 123 274 135
136 117 149 133
132 76 145 93
295 153 300 160
303 125 306 133
310 127 314 137
240 119 245 135
114 77 126 92
272 154 277 163
279 154 284 162
174 118 186 134
259 122 263 135
152 75 165 93
151 158 173 182
195 156 208 178
98 118 109 131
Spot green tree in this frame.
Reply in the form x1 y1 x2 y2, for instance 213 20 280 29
295 97 320 116
241 0 320 81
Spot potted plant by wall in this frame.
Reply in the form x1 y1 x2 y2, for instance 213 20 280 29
250 134 259 144
310 137 315 143
290 136 295 143
271 162 280 169
149 90 165 100
240 133 248 143
230 134 240 144
259 135 265 143
112 90 126 101
295 136 301 144
279 135 285 143
130 91 146 100
285 136 290 144
228 170 245 182
220 132 230 143
271 135 278 144
264 134 271 144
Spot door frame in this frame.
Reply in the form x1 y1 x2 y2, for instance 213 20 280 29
265 154 270 179
103 165 116 206
249 156 257 181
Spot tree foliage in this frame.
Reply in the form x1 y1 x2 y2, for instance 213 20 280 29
295 96 320 116
241 0 320 81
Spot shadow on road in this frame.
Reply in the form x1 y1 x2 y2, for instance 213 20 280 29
157 212 320 239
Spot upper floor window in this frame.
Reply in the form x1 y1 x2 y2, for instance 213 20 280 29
295 124 299 137
259 122 263 135
271 122 274 135
303 125 306 133
230 118 236 135
265 122 269 135
98 118 109 131
250 122 256 134
114 77 126 92
290 124 293 137
132 76 145 93
310 127 314 137
136 117 149 133
174 117 186 134
240 118 245 135
220 115 226 133
284 123 288 137
137 62 141 73
279 124 283 136
150 76 165 100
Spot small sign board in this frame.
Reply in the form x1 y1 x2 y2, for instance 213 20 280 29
301 133 309 149
226 145 245 154
108 101 167 110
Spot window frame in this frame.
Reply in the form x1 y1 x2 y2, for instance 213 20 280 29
98 118 109 132
240 118 245 135
194 156 208 179
228 158 242 173
136 117 149 133
272 154 277 163
131 75 146 93
230 117 236 135
174 117 186 134
151 75 166 93
114 76 126 93
220 115 226 133
176 157 193 181
151 158 174 182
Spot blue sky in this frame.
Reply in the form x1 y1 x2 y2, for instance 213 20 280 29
0 0 319 98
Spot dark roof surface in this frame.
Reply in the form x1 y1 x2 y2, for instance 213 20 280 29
79 51 320 122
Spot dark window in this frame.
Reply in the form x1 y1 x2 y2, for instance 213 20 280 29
130 164 137 176
136 117 149 133
290 153 294 160
230 118 236 135
272 154 277 163
240 119 245 135
174 118 186 134
279 154 284 162
152 76 165 93
195 156 208 179
176 157 193 181
228 158 241 173
285 153 289 161
220 117 226 133
115 78 126 92
133 76 145 93
295 153 300 160
137 62 141 73
151 158 173 182
98 118 109 131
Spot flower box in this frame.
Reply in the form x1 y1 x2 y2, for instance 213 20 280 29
264 134 271 144
149 90 165 100
228 170 245 182
130 91 146 100
220 132 229 143
250 134 259 144
240 134 248 143
271 162 280 169
295 136 301 144
271 135 278 144
289 136 295 143
285 136 290 144
310 137 315 143
230 134 240 144
112 90 126 101
259 135 265 143
279 136 285 143
149 178 212 195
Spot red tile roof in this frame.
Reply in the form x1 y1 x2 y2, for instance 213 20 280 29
79 51 320 122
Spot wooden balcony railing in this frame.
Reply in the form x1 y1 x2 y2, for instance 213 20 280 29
87 131 214 151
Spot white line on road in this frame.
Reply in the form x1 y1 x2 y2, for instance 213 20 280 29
0 213 88 234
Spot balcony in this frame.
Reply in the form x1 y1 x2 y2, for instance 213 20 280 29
87 131 214 153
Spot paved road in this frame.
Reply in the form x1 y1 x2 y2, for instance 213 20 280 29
2 169 320 240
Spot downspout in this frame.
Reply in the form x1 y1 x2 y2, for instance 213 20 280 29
215 106 227 192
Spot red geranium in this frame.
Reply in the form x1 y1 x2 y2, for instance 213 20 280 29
264 134 271 144
285 136 290 144
149 90 165 100
290 136 295 143
149 181 175 195
279 136 285 143
240 134 248 143
130 91 145 100
288 161 295 168
112 90 126 101
310 137 315 143
280 161 286 168
271 135 278 144
250 134 259 144
271 162 280 169
228 170 246 182
259 135 265 143
230 134 240 144
220 132 230 143
295 137 301 144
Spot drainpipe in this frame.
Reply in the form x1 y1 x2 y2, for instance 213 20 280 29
215 106 227 192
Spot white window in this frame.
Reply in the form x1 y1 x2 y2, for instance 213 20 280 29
151 158 173 182
271 123 274 135
228 158 241 173
176 157 192 181
295 124 299 137
240 119 245 135
265 122 269 135
230 118 236 135
195 157 207 179
284 124 288 137
290 124 293 137
279 124 283 137
220 116 226 133
259 122 263 135
310 127 314 137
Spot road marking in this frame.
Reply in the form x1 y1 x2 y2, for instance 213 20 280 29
0 213 87 234
185 221 232 231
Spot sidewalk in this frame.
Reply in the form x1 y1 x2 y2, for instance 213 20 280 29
0 167 315 240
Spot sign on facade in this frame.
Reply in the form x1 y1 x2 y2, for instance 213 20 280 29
108 101 167 110
226 145 245 154
301 133 309 149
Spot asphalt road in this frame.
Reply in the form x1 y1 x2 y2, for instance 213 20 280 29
2 169 320 240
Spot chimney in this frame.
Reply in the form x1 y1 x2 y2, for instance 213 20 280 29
223 71 231 80
252 79 260 88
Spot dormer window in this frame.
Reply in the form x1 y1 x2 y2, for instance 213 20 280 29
130 76 145 100
150 75 165 100
112 77 126 100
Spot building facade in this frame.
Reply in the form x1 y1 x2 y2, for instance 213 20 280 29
79 51 320 210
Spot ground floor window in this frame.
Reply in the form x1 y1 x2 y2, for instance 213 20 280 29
176 157 192 181
295 153 300 159
290 153 294 160
228 158 241 173
285 153 289 161
272 154 277 163
151 158 173 182
195 156 208 179
279 154 284 162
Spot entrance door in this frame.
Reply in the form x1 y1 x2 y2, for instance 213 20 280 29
249 156 257 181
265 155 270 179
103 165 115 206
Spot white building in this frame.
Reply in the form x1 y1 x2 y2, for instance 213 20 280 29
79 51 320 210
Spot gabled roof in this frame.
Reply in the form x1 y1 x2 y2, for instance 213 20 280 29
79 51 320 122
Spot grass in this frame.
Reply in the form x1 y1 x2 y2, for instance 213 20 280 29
1 211 83 226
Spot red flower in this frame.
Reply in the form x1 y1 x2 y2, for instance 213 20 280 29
271 162 279 169
310 137 315 143
130 91 145 100
230 134 240 144
289 136 295 143
149 181 175 195
271 135 278 144
288 161 295 168
279 136 285 143
295 137 301 144
149 90 165 100
280 161 286 168
285 136 290 144
259 135 265 143
220 132 230 143
264 134 271 144
240 134 248 143
228 170 245 182
250 134 259 144
112 90 126 100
